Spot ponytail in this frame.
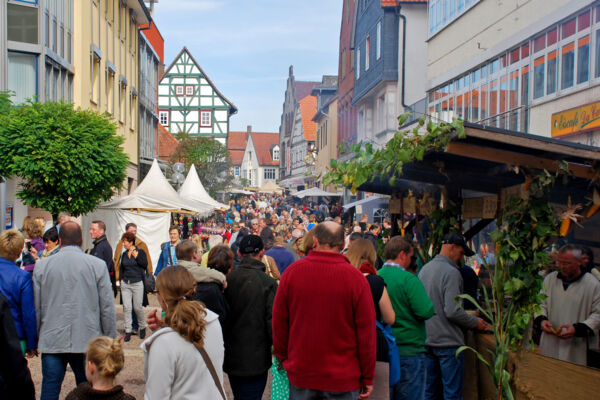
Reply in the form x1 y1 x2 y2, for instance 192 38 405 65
86 336 124 378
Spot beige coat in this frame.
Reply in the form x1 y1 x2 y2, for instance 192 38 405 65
114 238 153 281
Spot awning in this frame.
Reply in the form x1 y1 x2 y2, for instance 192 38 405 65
343 194 388 210
293 187 343 198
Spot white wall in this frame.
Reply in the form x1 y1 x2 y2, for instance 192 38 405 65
401 4 429 106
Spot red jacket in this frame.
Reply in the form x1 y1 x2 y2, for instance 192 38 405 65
272 250 376 392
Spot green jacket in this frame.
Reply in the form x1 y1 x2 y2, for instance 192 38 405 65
224 256 277 376
379 265 435 356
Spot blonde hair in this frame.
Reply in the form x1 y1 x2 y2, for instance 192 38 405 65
299 229 315 254
0 229 25 261
191 234 204 252
156 266 207 348
23 217 43 239
86 336 124 378
345 239 377 269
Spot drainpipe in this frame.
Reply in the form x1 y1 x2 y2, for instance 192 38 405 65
397 6 408 110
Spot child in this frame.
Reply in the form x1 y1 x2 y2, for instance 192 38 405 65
65 336 135 400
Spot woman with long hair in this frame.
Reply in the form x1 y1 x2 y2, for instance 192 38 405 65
142 266 225 399
345 239 395 399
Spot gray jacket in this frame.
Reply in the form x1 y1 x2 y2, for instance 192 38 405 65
419 254 478 347
33 246 117 353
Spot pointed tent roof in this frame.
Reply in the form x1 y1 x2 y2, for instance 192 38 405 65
100 160 213 215
179 164 229 210
258 180 283 193
161 47 237 115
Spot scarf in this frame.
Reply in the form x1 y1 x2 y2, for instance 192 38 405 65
359 261 378 276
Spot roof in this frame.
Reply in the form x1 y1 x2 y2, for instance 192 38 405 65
228 131 249 166
250 132 280 166
161 47 238 115
294 81 320 101
381 0 398 6
157 124 179 161
299 95 318 141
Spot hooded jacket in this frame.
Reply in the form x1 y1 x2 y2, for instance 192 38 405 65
141 309 225 400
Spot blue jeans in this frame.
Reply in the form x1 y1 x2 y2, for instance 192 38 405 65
289 383 359 399
228 372 268 400
390 354 426 400
41 353 86 400
424 346 464 400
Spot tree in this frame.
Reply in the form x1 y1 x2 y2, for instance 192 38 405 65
169 133 233 195
0 99 129 219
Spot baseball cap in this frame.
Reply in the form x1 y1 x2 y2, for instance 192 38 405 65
239 235 264 255
441 233 475 257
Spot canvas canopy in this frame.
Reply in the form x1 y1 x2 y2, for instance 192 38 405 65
179 164 229 211
258 181 283 193
100 159 212 215
293 187 342 198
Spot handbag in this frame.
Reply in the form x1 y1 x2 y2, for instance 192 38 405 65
376 320 401 387
196 346 227 400
143 270 156 293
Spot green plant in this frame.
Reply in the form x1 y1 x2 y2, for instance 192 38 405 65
323 114 465 192
458 169 561 400
0 100 128 219
414 200 461 265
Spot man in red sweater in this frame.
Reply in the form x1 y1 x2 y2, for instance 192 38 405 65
273 221 376 399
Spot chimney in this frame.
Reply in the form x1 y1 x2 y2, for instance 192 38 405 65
246 125 252 134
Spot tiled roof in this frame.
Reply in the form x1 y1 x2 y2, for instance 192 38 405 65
158 123 179 161
381 0 397 6
299 95 317 141
228 131 249 151
229 150 245 166
294 81 320 101
251 132 280 167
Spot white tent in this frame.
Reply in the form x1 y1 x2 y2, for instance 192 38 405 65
293 187 343 199
179 164 229 211
82 159 212 267
258 181 283 194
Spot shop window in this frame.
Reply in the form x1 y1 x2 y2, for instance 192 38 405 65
577 35 590 84
561 42 575 89
546 51 557 94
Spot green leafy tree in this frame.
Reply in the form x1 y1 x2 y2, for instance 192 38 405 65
0 99 129 219
169 133 233 195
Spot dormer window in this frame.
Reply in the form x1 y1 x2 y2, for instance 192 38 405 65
272 145 280 161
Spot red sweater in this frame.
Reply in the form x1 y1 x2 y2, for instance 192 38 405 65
272 250 376 392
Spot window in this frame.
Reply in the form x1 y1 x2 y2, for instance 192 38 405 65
234 166 240 177
264 168 276 180
577 35 590 84
107 68 115 115
8 52 37 104
186 86 194 96
273 146 280 161
119 83 126 123
7 3 38 44
561 42 575 89
200 111 212 127
91 52 101 104
176 85 184 96
428 0 481 36
159 111 169 126
376 21 382 60
356 47 361 79
546 51 557 95
365 37 370 70
534 56 545 99
130 91 137 130
596 29 600 78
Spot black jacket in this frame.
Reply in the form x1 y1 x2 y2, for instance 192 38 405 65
89 235 115 274
194 281 228 331
224 256 277 376
0 293 35 400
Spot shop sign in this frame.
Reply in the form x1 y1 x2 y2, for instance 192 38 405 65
5 203 13 229
551 101 600 137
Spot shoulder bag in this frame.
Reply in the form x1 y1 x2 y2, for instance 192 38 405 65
376 320 401 387
197 346 227 400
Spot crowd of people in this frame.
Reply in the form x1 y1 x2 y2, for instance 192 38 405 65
0 192 599 400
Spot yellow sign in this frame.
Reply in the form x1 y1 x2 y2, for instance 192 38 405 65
552 101 600 137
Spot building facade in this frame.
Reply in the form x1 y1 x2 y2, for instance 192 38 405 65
138 21 163 179
426 0 600 145
73 0 151 191
228 129 249 183
338 0 359 160
312 80 339 189
158 47 237 144
278 66 320 188
352 0 428 148
240 130 280 188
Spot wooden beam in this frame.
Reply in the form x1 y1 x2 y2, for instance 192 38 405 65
445 142 595 180
464 126 600 161
464 219 494 241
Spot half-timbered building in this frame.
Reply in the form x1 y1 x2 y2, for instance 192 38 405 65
158 47 237 143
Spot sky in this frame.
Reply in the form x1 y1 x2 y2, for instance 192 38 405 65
153 0 343 133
